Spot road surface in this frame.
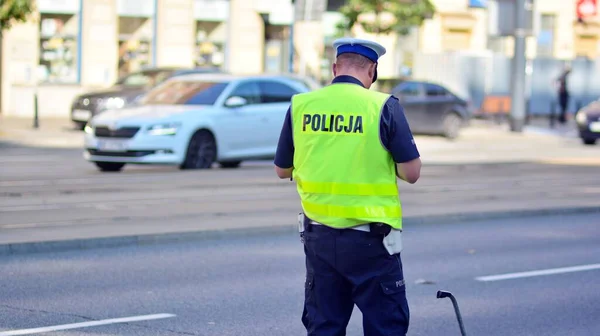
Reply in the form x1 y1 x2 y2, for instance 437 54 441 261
1 213 599 336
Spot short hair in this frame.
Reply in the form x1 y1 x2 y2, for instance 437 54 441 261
335 53 374 69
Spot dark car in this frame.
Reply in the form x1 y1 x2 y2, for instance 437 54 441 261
70 67 221 129
575 99 600 145
390 80 473 139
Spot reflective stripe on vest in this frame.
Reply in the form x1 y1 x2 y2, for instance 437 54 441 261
296 180 399 196
302 200 402 218
291 83 403 230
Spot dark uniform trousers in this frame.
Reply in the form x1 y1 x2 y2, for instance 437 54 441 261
301 223 410 336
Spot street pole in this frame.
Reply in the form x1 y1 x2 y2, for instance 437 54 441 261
0 33 3 116
225 0 232 72
299 0 313 77
288 0 295 73
509 0 527 132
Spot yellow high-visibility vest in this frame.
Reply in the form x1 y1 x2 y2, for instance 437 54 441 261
291 83 402 230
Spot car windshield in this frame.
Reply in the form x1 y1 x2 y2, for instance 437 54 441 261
115 70 174 87
140 80 229 105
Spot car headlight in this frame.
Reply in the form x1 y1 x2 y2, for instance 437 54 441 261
576 111 588 124
147 123 181 136
102 97 126 110
84 124 93 134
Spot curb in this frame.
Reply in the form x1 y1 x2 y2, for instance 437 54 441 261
1 206 599 256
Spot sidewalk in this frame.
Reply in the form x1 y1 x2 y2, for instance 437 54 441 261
0 117 84 148
476 116 580 138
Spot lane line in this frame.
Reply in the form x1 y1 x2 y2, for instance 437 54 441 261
0 313 176 336
475 263 600 282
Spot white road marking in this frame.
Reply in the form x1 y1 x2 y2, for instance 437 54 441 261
0 313 176 335
475 263 600 282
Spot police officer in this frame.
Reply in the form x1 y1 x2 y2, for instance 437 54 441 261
274 37 422 336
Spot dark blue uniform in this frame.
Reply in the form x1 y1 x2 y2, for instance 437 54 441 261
275 75 420 336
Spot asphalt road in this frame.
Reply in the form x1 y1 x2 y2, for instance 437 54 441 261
1 212 599 336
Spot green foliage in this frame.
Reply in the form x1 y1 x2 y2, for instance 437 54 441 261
336 0 435 36
0 0 35 32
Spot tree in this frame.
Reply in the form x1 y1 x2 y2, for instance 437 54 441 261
336 0 435 37
0 0 35 32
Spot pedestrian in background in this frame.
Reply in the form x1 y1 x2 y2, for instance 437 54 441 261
274 37 422 336
555 64 572 124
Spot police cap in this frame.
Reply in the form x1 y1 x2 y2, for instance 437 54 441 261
332 37 387 63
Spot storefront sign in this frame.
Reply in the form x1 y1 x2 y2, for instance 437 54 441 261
577 0 598 18
194 0 228 21
37 0 80 14
117 0 155 17
269 5 293 25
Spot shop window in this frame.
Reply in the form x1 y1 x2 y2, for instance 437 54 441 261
574 34 598 59
537 14 556 58
118 17 153 78
442 28 472 51
264 25 287 74
195 22 225 69
39 14 79 83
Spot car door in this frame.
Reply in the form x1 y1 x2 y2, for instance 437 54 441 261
392 81 427 133
257 80 301 154
217 80 267 157
423 83 456 133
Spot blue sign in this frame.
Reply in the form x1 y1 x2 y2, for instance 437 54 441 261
469 0 488 8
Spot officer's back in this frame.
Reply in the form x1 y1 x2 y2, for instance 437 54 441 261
274 37 422 336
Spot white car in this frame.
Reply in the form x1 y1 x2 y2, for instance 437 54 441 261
83 74 312 172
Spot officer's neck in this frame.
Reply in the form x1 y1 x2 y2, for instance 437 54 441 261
334 71 372 89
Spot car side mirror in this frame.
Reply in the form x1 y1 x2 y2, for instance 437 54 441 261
225 96 247 108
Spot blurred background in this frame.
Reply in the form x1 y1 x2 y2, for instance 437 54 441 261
1 0 600 119
1 2 600 336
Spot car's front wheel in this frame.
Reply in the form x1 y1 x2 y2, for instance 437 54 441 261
94 162 126 172
582 138 597 146
180 130 217 169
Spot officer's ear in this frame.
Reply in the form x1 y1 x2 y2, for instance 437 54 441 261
371 63 378 83
332 62 338 77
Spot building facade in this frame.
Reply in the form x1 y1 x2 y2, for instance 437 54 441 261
1 0 599 118
1 0 309 118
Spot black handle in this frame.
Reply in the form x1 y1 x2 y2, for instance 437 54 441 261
436 290 467 336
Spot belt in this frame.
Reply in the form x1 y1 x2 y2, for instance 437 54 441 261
310 221 371 232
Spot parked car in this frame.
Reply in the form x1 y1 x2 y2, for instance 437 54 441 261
83 74 312 172
70 67 221 129
390 80 473 139
575 99 600 145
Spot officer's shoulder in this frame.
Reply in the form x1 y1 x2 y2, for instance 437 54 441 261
292 90 316 99
368 90 399 105
290 90 317 108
